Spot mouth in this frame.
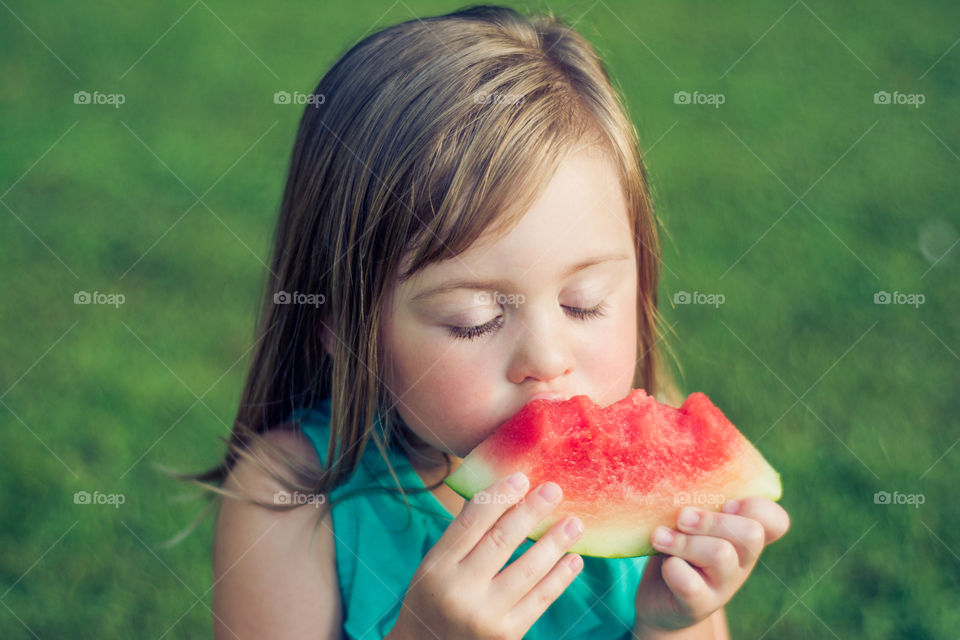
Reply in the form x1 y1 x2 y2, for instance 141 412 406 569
528 391 570 403
468 393 573 452
518 392 575 426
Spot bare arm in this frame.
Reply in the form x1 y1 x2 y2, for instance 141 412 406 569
212 429 342 640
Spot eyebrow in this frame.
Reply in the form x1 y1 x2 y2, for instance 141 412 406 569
411 252 630 302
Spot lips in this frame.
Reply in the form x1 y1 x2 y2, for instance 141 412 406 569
528 391 569 403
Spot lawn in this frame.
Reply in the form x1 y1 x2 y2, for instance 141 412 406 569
2 1 958 637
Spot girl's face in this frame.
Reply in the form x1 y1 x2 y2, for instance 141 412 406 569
380 146 639 459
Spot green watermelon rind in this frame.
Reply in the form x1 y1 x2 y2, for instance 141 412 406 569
444 471 660 558
443 450 782 559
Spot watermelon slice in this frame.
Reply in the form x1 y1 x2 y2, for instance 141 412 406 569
444 389 781 558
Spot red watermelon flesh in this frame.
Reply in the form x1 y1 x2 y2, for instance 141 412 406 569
444 389 781 558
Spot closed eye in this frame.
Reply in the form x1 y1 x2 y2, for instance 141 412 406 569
447 301 609 341
562 301 608 321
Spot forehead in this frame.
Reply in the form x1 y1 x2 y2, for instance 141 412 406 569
401 145 633 294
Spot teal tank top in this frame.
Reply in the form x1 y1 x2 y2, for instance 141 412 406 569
295 398 648 640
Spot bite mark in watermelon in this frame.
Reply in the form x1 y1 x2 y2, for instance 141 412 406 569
444 389 782 558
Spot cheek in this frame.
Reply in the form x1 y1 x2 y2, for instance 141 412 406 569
384 328 501 455
576 288 639 407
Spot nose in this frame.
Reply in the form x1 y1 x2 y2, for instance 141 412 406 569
506 311 575 385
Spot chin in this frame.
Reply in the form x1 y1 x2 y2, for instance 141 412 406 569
450 433 487 458
421 435 473 460
451 439 480 458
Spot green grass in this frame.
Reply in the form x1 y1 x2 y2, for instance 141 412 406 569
2 1 958 637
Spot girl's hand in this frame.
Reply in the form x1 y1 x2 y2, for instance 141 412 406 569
633 497 790 633
388 472 585 640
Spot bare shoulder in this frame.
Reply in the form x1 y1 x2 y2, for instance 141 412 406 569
213 427 342 639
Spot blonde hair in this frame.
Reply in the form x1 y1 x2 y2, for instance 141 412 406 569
174 4 678 537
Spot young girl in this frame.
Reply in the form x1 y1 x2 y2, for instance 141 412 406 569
198 5 789 638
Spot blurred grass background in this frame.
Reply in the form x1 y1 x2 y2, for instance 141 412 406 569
1 0 958 637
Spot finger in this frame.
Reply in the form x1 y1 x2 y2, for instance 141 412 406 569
660 555 714 613
429 471 530 565
674 507 765 569
722 498 790 545
461 481 565 579
492 515 584 605
651 526 739 588
507 552 583 631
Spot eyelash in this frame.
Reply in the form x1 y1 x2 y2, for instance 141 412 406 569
447 301 609 341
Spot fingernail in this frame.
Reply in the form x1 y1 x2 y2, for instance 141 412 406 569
722 500 740 514
507 472 528 491
565 517 583 538
654 526 674 547
678 508 699 527
539 482 562 502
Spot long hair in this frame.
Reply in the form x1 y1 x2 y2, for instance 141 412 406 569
170 4 678 538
